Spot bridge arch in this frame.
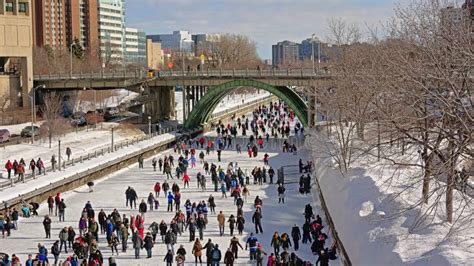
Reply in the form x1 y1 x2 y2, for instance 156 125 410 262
183 79 308 129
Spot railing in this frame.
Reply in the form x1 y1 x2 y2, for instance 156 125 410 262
1 131 181 211
0 126 176 189
34 69 330 81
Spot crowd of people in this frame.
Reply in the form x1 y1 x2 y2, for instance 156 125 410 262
3 147 74 182
0 101 337 266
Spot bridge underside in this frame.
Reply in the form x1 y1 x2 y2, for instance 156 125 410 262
183 79 308 129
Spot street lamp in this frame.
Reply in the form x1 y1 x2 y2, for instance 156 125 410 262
18 84 45 144
311 34 321 74
148 116 152 136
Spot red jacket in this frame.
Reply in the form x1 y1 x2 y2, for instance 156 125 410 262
154 183 161 192
5 161 12 170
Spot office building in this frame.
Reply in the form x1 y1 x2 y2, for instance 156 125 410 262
97 0 125 64
0 0 34 108
299 38 322 62
272 40 299 66
147 30 194 52
124 27 146 65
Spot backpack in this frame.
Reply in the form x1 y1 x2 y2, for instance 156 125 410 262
211 249 221 260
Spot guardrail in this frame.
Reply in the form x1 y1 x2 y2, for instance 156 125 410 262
34 69 329 81
0 126 176 189
312 170 352 266
1 131 182 212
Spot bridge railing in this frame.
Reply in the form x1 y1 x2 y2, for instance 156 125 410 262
34 69 329 81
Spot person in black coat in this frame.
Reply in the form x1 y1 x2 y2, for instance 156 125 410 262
139 200 147 218
42 215 51 238
252 211 263 234
291 224 301 251
144 232 154 258
164 249 173 266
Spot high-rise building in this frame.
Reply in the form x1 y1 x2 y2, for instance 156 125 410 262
65 0 99 52
97 0 126 64
32 0 67 48
32 0 98 52
124 27 146 65
299 38 322 62
0 0 34 109
272 41 299 67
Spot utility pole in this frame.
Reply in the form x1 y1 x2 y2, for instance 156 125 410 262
111 127 114 152
58 139 61 171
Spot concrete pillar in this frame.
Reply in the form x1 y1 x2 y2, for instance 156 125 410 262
191 86 196 108
182 86 187 121
200 86 204 99
186 86 191 118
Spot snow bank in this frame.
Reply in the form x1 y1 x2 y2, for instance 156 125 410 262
308 131 474 266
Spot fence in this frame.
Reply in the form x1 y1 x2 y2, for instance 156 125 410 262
1 132 180 212
0 126 176 189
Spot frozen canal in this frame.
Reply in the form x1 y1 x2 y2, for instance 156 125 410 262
1 135 325 265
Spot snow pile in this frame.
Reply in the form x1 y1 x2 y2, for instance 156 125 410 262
307 130 474 266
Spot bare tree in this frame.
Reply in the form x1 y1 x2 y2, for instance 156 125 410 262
39 92 70 148
202 34 261 69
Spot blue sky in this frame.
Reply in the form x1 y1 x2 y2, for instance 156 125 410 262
126 0 399 59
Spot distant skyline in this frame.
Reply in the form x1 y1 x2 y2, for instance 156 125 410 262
126 0 399 59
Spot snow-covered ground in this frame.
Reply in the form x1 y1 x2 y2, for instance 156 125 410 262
0 137 327 265
0 132 178 204
0 123 145 180
307 130 474 265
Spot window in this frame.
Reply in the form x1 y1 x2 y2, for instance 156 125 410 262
19 2 28 13
5 2 14 12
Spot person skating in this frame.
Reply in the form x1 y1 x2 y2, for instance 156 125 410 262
291 224 301 251
252 210 263 234
256 243 267 266
51 241 60 265
236 215 245 235
58 199 66 222
5 160 12 179
110 232 119 255
132 231 143 259
211 244 222 266
43 215 51 238
59 226 68 253
149 221 159 243
164 249 174 266
217 211 225 236
228 214 236 236
120 224 129 252
280 233 292 250
192 238 204 264
277 184 286 204
224 248 234 266
144 232 154 258
165 229 176 254
167 192 175 212
246 233 258 261
139 199 147 218
203 239 215 266
316 249 329 266
176 244 187 264
229 236 244 259
270 232 281 258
